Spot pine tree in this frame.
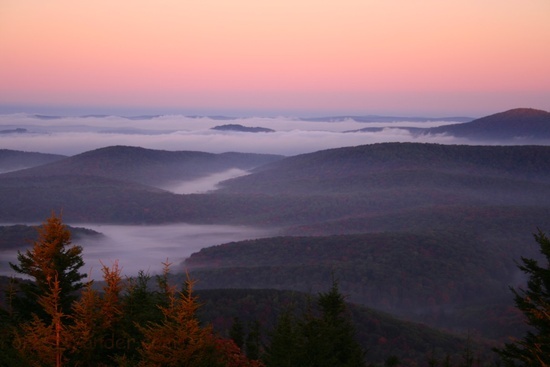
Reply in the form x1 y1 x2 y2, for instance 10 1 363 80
265 280 366 367
67 280 102 365
15 275 68 367
263 308 302 367
245 320 262 360
230 317 246 350
494 229 550 366
10 212 86 319
67 261 125 365
305 279 366 367
137 275 222 366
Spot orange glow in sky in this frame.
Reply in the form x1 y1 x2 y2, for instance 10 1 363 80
1 0 549 116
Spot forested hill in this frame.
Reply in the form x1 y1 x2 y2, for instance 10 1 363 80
1 145 283 187
0 149 66 173
1 143 550 225
184 231 527 340
218 143 550 195
426 108 550 140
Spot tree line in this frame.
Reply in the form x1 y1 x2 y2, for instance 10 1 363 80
1 212 549 366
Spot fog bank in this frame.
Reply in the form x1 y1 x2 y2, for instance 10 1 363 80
0 223 274 279
161 168 250 194
0 114 467 156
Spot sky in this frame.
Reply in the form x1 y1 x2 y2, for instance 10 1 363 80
1 1 550 117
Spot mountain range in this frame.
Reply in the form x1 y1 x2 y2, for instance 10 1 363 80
1 107 550 361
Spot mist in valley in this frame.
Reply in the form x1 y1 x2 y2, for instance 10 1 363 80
160 168 250 194
0 113 470 156
0 223 274 280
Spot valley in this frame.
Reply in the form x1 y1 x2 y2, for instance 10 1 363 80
1 108 550 364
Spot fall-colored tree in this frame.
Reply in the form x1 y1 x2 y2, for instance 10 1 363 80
494 229 550 366
67 261 125 365
10 212 86 319
214 338 265 367
137 275 223 366
15 275 68 367
66 279 102 365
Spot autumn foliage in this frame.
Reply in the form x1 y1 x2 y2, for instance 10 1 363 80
1 213 262 367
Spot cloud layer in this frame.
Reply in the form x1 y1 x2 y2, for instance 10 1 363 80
0 114 468 156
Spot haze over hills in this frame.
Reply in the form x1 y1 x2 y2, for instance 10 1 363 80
1 108 550 357
1 145 283 188
426 108 550 140
2 108 549 157
350 108 550 143
0 149 66 173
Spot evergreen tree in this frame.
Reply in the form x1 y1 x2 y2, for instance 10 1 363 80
230 317 246 350
137 275 223 366
67 261 125 365
308 279 366 367
15 275 68 367
264 280 366 367
10 212 86 318
494 229 550 366
245 320 262 360
263 308 302 367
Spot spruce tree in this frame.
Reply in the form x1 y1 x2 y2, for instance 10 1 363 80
263 308 302 367
230 317 246 350
10 212 86 319
137 275 222 366
15 275 68 367
265 280 366 367
494 229 550 366
302 280 366 367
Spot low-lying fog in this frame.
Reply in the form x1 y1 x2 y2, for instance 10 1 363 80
0 223 273 280
161 168 249 194
0 114 470 156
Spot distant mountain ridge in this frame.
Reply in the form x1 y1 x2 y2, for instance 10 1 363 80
211 124 275 133
301 115 473 123
426 108 550 140
1 145 283 187
0 149 66 173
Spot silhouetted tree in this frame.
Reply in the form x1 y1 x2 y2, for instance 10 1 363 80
137 275 222 366
245 320 262 360
263 308 302 367
230 317 246 350
15 275 67 367
494 229 550 366
10 212 86 319
265 280 365 367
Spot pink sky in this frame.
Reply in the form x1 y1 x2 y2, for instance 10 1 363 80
1 0 549 116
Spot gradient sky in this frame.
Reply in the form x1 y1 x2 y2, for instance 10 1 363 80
1 1 549 117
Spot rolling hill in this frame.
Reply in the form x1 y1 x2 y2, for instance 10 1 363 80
426 108 550 141
0 145 283 188
0 149 66 173
2 116 550 361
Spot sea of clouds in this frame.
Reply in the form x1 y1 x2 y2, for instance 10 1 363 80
0 113 470 156
0 113 473 279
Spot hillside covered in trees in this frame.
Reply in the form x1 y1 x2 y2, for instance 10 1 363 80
2 108 550 365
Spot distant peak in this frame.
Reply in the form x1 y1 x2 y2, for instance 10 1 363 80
493 108 549 117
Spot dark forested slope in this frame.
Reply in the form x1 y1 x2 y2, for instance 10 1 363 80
1 145 283 187
1 143 550 226
0 149 66 173
427 108 550 140
185 232 530 340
